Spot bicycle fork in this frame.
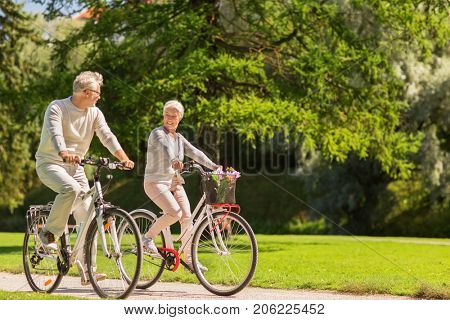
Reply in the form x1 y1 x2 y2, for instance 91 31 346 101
96 214 115 258
96 210 123 259
208 212 231 256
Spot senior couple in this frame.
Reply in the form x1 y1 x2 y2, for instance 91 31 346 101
35 71 219 284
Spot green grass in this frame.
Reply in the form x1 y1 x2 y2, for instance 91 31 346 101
2 233 449 298
0 289 83 300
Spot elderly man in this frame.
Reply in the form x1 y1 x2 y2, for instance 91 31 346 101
35 71 134 284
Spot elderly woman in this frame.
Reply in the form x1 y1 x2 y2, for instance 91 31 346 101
143 100 220 271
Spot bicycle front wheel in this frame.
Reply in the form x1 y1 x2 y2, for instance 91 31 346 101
192 211 258 296
84 208 142 299
22 210 63 293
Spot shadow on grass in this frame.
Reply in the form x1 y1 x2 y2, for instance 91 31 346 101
299 242 332 246
249 247 280 253
414 283 450 300
341 281 450 299
258 240 333 247
0 246 22 254
341 282 391 296
257 242 332 253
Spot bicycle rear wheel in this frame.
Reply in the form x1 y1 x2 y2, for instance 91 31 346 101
84 208 142 299
128 210 166 289
192 211 258 296
23 210 63 293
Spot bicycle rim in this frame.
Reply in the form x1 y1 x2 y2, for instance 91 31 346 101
22 211 63 293
130 211 166 289
192 211 258 296
85 208 142 299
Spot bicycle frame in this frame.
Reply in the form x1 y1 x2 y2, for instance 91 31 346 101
33 167 121 277
162 193 208 254
132 192 240 269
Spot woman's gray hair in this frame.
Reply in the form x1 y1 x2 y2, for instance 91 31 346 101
163 100 184 118
73 71 103 93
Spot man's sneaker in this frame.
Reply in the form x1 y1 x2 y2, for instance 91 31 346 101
38 230 58 251
186 260 208 272
142 235 161 257
81 272 107 286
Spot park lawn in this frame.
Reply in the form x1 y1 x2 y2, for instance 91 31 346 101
0 289 84 300
1 232 448 298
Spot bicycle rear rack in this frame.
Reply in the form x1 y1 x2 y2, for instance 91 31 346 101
26 202 53 232
210 203 241 214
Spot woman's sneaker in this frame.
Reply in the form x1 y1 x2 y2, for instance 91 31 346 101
142 235 161 258
186 260 208 272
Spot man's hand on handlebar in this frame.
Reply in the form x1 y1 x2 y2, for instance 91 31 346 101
121 159 135 170
59 151 81 164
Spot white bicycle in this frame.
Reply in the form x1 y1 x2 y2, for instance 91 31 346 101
23 157 143 299
130 161 258 296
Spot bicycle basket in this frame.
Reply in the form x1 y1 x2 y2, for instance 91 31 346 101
201 173 237 204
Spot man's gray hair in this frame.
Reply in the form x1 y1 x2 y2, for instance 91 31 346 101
73 71 103 93
163 100 184 118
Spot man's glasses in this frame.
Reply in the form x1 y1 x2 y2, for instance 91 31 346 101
85 89 101 96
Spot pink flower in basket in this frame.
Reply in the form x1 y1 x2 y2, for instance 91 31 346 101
212 167 240 203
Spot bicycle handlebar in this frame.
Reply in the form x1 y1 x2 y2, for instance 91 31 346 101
81 157 130 170
180 160 208 175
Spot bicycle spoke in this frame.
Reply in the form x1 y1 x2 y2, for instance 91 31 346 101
86 209 142 299
192 212 257 296
130 212 166 289
221 257 241 284
23 211 63 293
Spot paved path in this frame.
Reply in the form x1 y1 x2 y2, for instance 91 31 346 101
0 272 409 300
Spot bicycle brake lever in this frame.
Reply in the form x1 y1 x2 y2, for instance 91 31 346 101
99 157 109 166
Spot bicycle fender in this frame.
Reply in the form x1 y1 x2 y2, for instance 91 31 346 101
129 208 158 221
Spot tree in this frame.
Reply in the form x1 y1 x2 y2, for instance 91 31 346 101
0 1 42 210
298 16 450 236
377 45 450 236
0 0 90 210
12 0 446 236
41 0 448 180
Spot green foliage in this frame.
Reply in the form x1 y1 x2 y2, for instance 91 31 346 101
43 0 448 179
0 1 41 210
0 3 88 210
285 217 329 235
2 0 448 236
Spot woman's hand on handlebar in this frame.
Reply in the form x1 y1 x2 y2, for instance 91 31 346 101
171 160 184 171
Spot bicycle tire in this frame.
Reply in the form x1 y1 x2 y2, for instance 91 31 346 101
84 207 142 299
22 210 64 293
191 211 258 296
128 210 166 289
